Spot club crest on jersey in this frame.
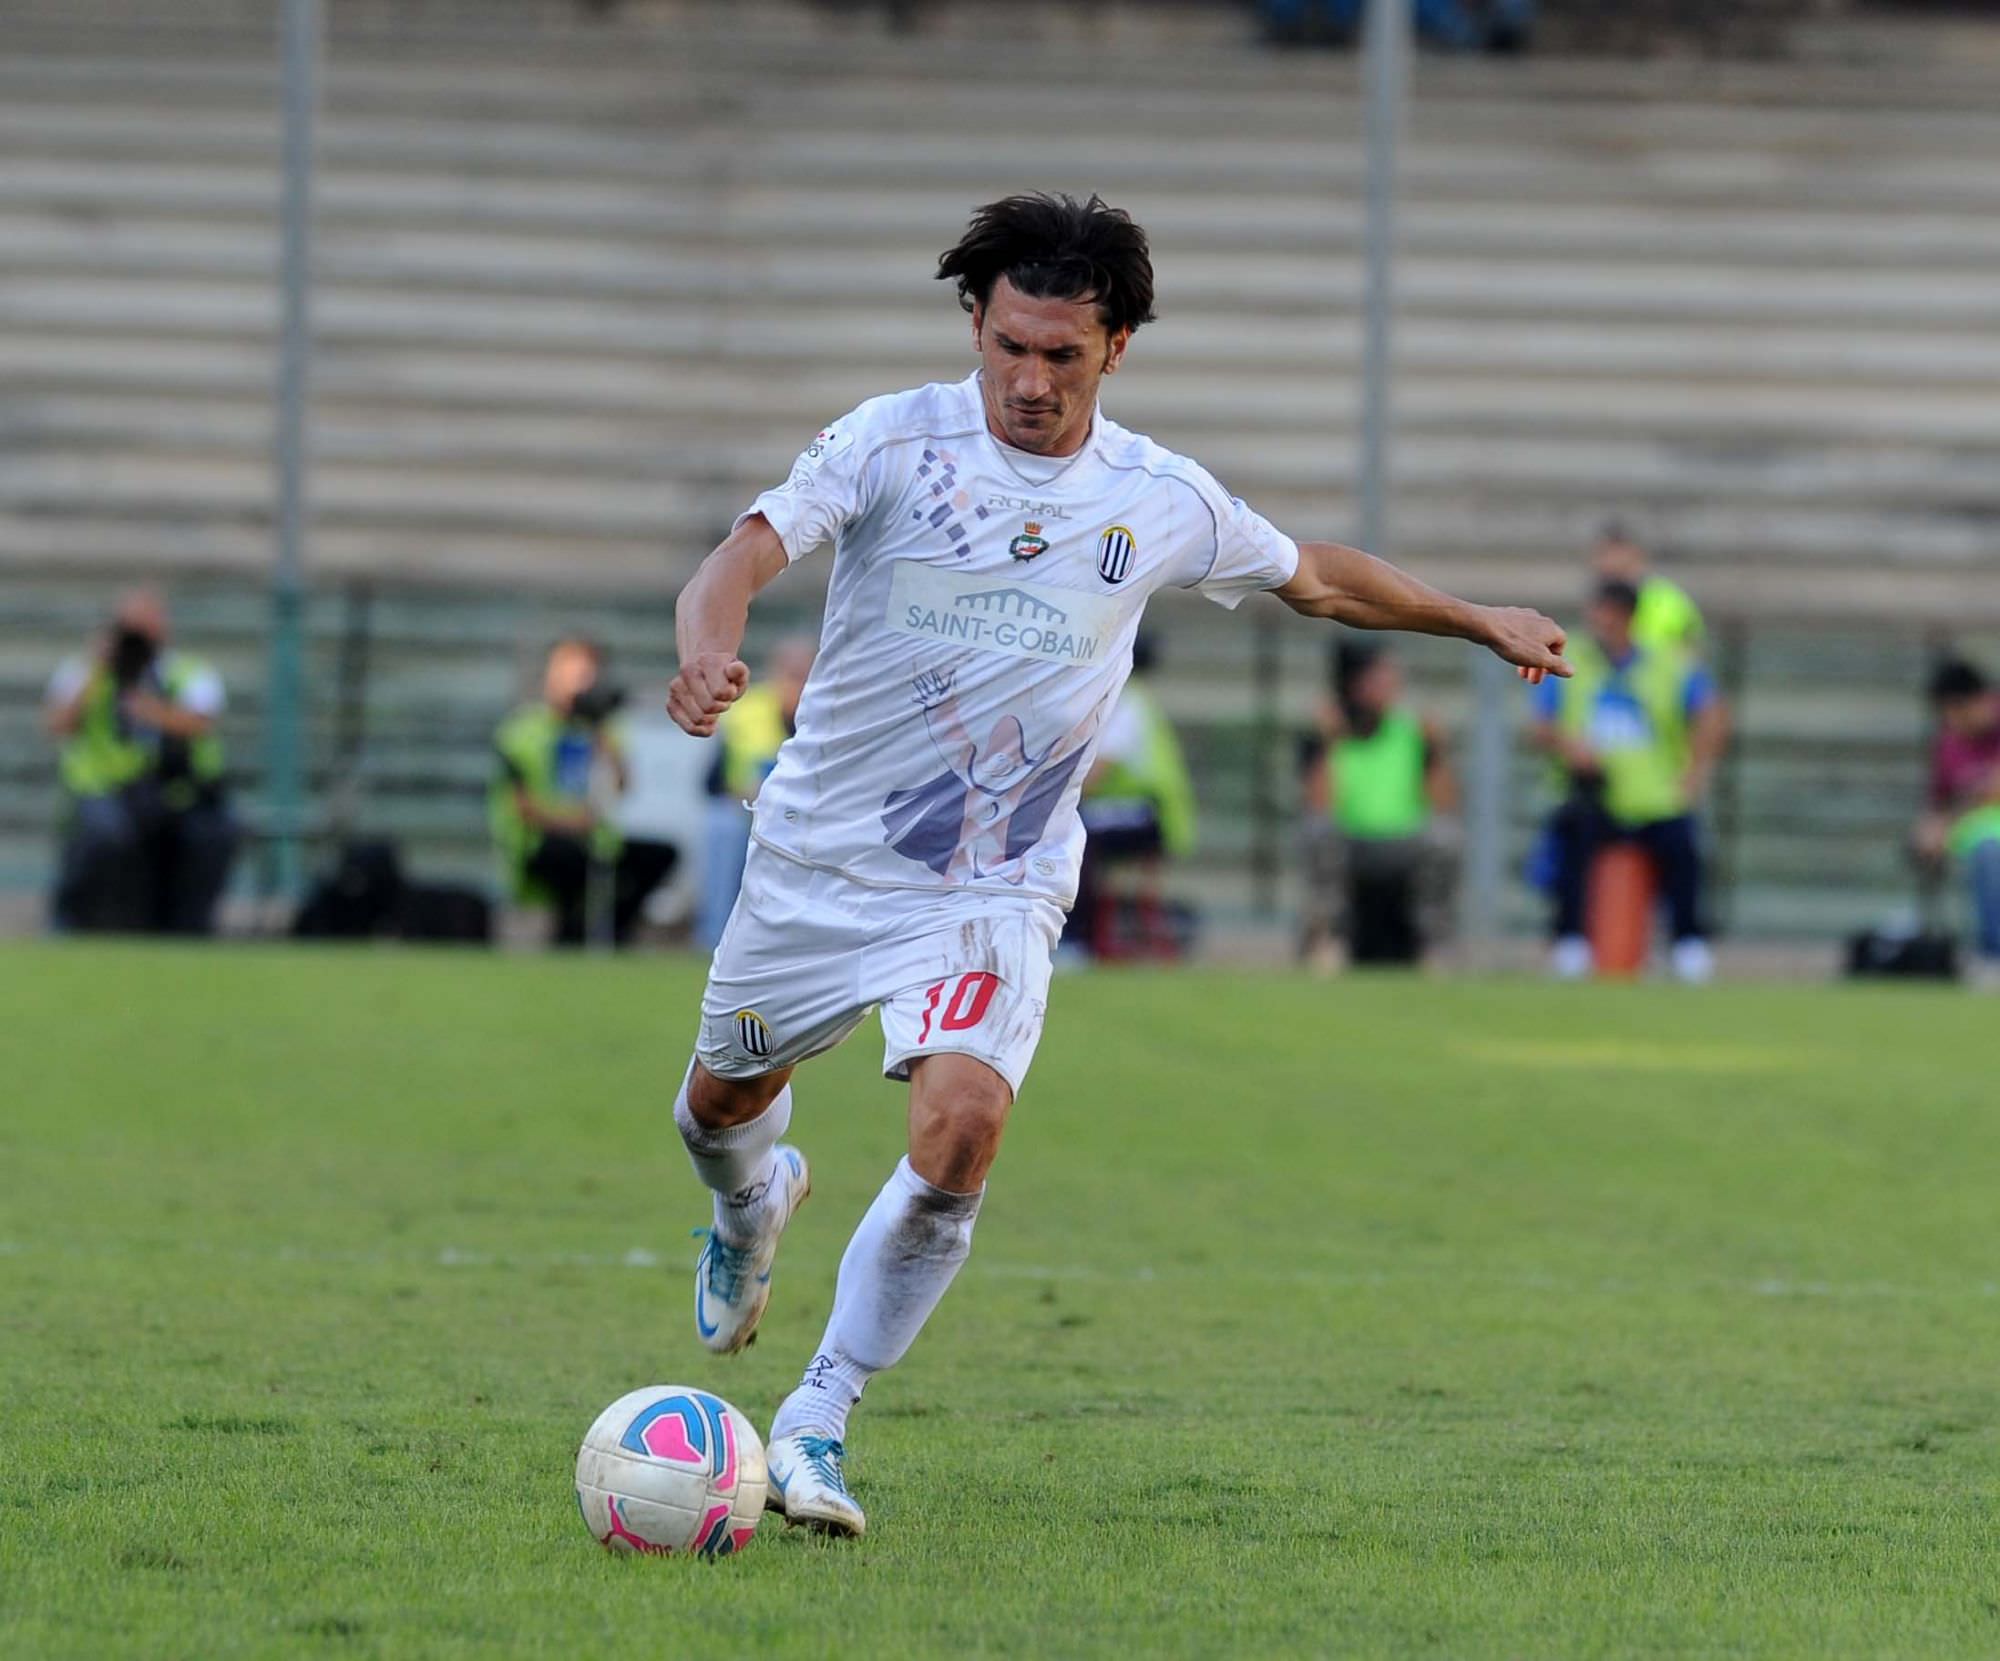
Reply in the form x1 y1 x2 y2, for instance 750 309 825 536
1009 520 1050 562
733 1009 772 1059
1096 525 1137 585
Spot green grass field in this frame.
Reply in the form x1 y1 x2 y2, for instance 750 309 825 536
2 942 1996 1659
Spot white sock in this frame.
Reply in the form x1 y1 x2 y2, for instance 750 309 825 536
673 1071 792 1246
770 1157 982 1444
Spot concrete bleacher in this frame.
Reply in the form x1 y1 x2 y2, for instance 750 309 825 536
2 0 1998 943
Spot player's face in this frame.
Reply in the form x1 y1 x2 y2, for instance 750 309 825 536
972 278 1130 457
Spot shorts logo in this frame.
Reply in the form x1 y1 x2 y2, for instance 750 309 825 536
1009 520 1050 562
1096 525 1136 585
733 1009 772 1059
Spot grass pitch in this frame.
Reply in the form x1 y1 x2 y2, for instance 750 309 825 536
2 942 1996 1659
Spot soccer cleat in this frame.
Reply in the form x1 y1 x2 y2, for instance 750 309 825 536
693 1146 810 1355
764 1433 866 1538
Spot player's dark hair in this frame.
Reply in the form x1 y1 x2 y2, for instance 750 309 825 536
1593 579 1641 617
1595 517 1639 546
1929 658 1988 705
937 193 1157 336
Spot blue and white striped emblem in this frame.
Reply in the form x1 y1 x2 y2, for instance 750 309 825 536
1095 524 1136 585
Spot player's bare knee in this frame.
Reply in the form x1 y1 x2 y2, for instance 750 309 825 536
686 1060 790 1129
907 1058 1013 1192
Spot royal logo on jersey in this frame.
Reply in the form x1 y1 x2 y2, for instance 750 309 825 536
1096 525 1137 585
733 1009 772 1059
1008 520 1050 562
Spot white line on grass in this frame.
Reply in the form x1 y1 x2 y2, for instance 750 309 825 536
3 1237 1997 1303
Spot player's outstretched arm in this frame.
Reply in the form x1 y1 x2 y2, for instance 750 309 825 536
669 514 790 736
1274 540 1571 684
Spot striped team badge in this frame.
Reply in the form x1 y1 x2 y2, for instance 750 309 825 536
733 1010 772 1059
1096 524 1137 585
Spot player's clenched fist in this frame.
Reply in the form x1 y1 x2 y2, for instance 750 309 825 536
667 652 750 737
1481 606 1572 685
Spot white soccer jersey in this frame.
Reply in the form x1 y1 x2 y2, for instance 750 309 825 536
736 370 1300 906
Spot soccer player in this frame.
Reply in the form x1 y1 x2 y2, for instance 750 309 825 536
666 194 1569 1536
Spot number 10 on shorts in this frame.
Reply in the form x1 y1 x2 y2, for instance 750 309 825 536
915 972 999 1043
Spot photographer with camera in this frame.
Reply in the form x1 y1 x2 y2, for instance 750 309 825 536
491 636 675 947
44 588 239 934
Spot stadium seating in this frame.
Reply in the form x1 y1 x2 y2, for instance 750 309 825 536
3 0 1997 943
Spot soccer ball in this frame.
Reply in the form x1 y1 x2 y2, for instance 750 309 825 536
575 1385 768 1558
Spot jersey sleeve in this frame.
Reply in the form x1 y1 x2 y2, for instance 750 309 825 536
1175 473 1301 610
735 410 878 564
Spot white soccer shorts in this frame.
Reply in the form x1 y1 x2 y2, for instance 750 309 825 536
695 842 1063 1096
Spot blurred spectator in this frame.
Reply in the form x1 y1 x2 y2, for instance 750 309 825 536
1297 642 1457 970
491 638 675 948
697 637 814 948
1914 659 2000 987
44 588 238 935
1071 633 1197 959
1593 519 1704 653
1259 0 1532 50
1529 580 1729 982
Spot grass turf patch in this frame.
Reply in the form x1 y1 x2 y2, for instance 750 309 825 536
2 942 1997 1658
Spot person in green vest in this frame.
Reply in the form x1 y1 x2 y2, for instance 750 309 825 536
1298 642 1457 968
1913 658 2000 988
1528 579 1730 982
492 637 676 947
698 636 815 948
1072 633 1197 958
1593 519 1704 654
43 588 238 934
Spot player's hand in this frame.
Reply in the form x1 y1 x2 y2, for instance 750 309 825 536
1481 606 1571 685
667 652 750 737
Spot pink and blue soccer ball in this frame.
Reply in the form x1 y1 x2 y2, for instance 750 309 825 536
575 1386 768 1558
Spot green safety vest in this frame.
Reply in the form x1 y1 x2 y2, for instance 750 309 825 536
1330 708 1430 841
1951 803 2000 858
1084 682 1197 857
60 653 226 806
717 684 790 801
1631 577 1704 654
1558 640 1699 827
491 703 622 894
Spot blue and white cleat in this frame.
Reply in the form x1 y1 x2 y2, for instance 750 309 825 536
692 1145 810 1355
765 1433 866 1538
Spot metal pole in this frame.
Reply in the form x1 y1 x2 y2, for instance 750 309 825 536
1461 649 1511 954
266 0 321 902
1250 612 1282 919
1357 0 1409 561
